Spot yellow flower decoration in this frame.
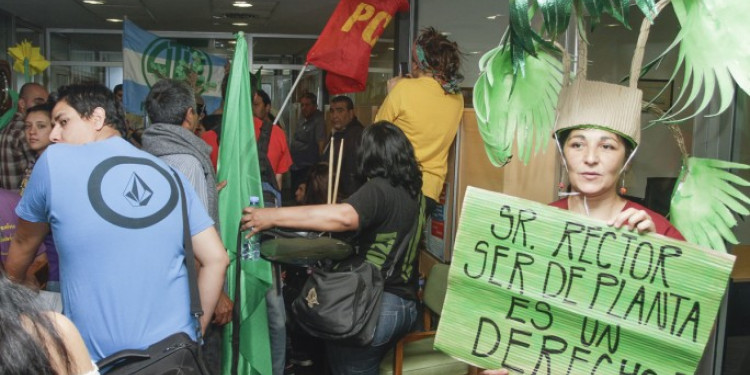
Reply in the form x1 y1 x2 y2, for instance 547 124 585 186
8 40 50 81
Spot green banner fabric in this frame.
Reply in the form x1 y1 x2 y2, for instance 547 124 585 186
217 32 273 375
435 187 735 374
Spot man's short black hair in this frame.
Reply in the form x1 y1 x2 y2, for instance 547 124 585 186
113 84 123 94
54 83 126 134
330 95 353 110
300 92 317 104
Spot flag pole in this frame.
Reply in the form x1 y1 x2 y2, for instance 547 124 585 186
273 62 309 126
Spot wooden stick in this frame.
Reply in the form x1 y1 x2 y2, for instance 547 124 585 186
332 139 344 204
327 136 334 204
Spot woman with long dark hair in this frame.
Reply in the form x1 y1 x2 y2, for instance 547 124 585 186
0 269 97 375
241 121 423 374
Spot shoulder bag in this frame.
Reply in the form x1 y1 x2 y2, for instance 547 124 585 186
291 195 422 347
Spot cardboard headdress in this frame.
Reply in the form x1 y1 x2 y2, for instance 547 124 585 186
553 78 642 148
473 0 750 252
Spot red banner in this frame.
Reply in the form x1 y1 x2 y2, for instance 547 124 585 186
307 0 409 94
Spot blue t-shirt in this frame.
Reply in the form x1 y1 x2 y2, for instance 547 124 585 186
16 137 214 361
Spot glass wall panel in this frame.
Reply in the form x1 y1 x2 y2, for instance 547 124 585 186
49 32 123 62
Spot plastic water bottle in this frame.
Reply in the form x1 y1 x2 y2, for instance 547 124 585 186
241 196 261 261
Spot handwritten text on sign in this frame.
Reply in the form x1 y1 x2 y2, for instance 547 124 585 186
434 187 735 374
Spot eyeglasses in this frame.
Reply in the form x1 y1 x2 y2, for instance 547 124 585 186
195 104 206 116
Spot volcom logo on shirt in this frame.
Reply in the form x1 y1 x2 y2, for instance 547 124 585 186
124 173 153 207
88 156 178 229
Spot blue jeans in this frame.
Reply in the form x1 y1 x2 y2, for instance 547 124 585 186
267 266 286 375
326 292 418 375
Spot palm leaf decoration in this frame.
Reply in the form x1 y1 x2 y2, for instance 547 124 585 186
507 0 658 74
670 157 750 252
474 45 563 166
661 0 750 120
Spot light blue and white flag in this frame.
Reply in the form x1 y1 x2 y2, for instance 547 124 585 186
123 19 226 116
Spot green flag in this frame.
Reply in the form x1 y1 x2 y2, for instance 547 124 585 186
217 31 273 375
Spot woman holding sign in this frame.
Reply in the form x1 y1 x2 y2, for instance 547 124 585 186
480 77 685 375
241 121 423 375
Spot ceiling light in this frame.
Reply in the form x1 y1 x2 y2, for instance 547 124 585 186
233 1 253 7
83 0 105 4
440 31 451 36
232 22 248 26
469 51 480 55
370 54 378 58
486 14 501 20
106 18 123 23
228 40 236 45
606 23 620 27
387 47 395 51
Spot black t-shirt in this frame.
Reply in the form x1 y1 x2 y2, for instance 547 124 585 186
345 177 422 300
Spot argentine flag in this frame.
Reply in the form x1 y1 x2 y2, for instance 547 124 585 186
123 20 227 116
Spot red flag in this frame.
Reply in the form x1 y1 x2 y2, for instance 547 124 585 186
307 0 409 94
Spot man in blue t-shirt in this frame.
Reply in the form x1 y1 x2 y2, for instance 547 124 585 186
4 83 229 361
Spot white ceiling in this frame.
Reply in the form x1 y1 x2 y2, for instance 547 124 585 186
0 0 343 35
0 0 679 88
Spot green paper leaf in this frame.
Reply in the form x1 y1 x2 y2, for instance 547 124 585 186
581 0 604 27
634 0 658 21
670 157 750 252
537 0 573 37
663 0 750 121
509 0 538 56
473 46 563 167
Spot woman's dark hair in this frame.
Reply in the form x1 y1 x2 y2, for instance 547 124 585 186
415 27 463 91
0 270 72 374
53 83 127 136
303 162 331 205
25 102 53 118
357 121 422 198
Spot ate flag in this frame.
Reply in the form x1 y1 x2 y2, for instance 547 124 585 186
307 0 409 94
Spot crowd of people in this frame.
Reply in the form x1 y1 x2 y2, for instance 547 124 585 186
0 26 685 375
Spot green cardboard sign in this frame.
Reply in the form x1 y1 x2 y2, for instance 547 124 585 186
435 187 735 374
